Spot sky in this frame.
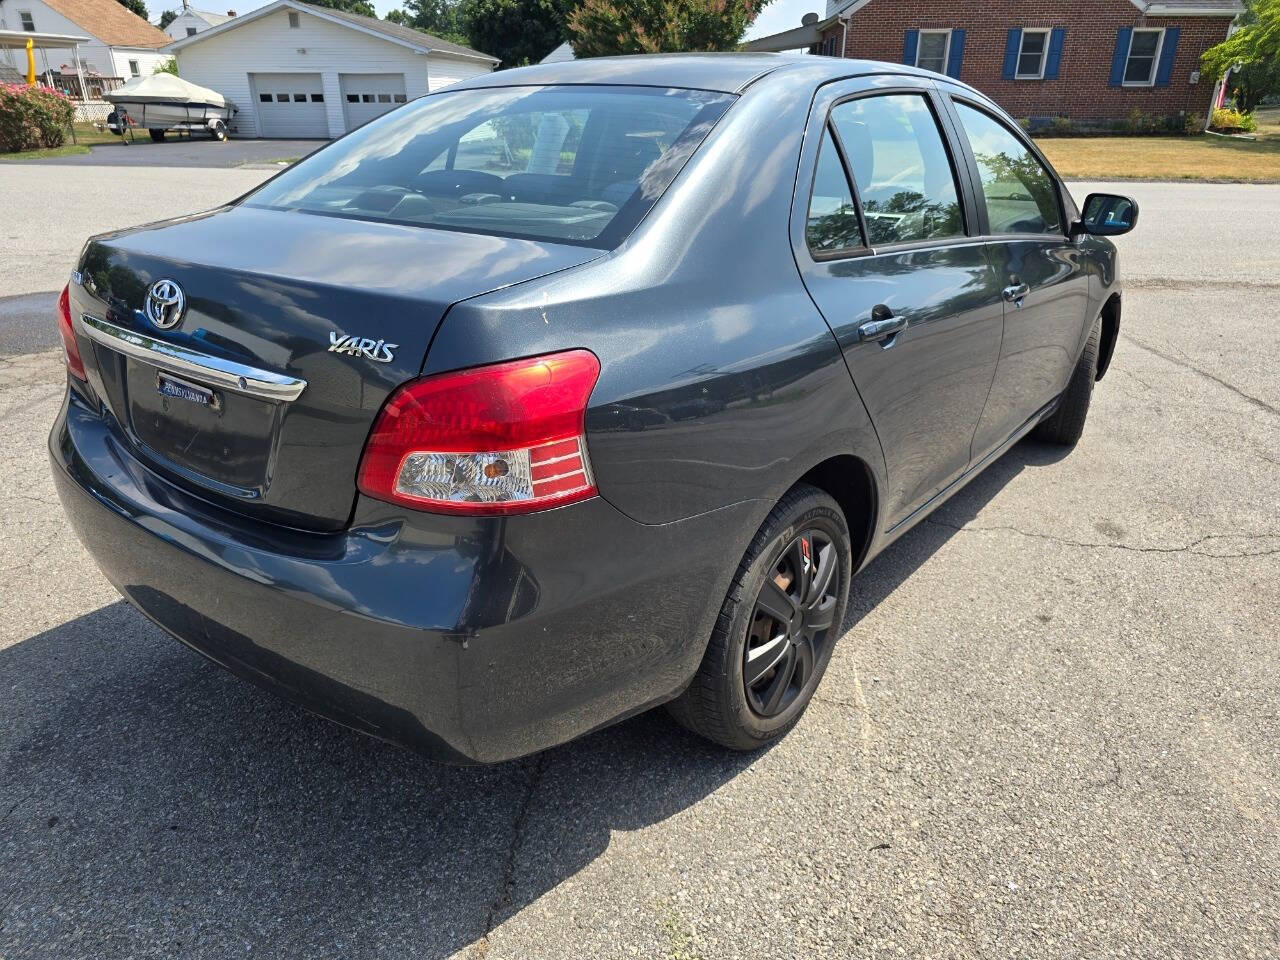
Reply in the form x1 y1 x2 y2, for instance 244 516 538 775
150 0 817 42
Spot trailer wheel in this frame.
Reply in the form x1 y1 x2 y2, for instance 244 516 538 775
211 120 228 142
149 129 166 143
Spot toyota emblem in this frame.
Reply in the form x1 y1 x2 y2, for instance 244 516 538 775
145 278 186 330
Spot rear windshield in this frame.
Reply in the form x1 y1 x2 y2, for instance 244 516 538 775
243 85 735 248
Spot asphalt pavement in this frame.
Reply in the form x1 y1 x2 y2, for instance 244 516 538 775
0 168 1276 959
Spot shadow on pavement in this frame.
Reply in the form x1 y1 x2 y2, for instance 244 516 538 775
0 439 1067 958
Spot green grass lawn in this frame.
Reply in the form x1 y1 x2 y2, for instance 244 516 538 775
1 121 144 161
1036 107 1280 182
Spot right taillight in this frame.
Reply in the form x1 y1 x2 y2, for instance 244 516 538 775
357 350 601 515
56 284 87 382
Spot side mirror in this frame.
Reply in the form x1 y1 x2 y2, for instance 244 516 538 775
1072 193 1139 237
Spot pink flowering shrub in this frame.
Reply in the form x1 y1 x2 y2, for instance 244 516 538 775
0 83 75 153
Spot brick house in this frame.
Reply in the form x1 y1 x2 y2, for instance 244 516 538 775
745 0 1244 129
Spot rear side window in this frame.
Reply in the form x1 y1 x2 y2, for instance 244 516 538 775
806 127 863 253
244 85 735 248
954 102 1062 235
829 94 963 246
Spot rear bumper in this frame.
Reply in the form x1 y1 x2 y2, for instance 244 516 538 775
50 389 759 763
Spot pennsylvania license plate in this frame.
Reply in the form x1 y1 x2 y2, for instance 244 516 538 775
156 371 222 412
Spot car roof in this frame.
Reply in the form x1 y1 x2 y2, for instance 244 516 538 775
443 52 989 98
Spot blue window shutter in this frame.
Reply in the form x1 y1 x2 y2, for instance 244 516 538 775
1045 27 1066 79
1002 28 1021 80
1109 28 1131 87
903 29 919 66
1155 27 1179 86
947 29 966 78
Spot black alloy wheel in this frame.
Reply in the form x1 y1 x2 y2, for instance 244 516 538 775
744 530 839 717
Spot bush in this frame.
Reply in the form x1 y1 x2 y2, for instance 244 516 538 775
1050 115 1074 136
1210 107 1258 133
1184 112 1205 135
0 83 75 153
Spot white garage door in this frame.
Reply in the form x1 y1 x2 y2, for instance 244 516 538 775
251 72 328 138
340 73 407 131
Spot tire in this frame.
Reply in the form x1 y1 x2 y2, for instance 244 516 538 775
211 120 228 141
667 484 852 751
149 128 166 142
1033 318 1100 446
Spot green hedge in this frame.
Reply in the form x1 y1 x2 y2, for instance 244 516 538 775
0 83 76 153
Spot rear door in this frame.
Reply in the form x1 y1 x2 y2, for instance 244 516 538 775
792 77 1005 527
942 94 1092 457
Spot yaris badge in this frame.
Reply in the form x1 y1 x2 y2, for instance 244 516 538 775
329 331 397 364
145 278 186 330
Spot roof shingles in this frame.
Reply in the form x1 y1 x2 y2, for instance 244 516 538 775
41 0 171 47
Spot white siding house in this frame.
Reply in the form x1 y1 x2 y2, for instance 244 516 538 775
167 0 498 139
0 0 170 79
163 4 235 42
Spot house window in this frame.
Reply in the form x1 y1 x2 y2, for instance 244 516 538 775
345 94 358 103
186 26 197 36
259 93 272 102
310 93 324 102
19 10 36 30
393 93 406 103
287 11 300 27
914 30 951 73
1124 28 1163 86
128 60 140 77
1016 29 1049 78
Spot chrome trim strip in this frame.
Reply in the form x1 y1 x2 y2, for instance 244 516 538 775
78 313 307 402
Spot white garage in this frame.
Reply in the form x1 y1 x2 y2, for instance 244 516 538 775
251 72 329 139
340 73 407 130
167 0 498 139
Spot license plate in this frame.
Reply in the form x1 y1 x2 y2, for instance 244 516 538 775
156 372 221 412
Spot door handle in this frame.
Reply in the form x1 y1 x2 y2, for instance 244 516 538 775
858 306 908 346
1003 281 1031 305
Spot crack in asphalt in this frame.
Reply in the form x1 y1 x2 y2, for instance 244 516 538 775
1124 276 1280 293
926 518 1280 559
474 751 546 957
1121 333 1279 417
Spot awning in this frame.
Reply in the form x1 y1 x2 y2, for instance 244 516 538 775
0 28 91 50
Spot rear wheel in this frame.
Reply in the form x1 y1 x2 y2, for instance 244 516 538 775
1034 318 1100 445
667 485 851 750
148 128 166 143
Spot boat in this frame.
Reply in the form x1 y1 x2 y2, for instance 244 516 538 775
104 73 237 142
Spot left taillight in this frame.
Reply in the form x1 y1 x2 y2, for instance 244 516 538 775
57 284 86 381
357 349 601 515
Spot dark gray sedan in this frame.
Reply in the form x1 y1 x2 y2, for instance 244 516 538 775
50 54 1135 763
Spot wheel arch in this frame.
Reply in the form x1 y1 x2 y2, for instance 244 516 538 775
793 454 879 574
1096 292 1121 381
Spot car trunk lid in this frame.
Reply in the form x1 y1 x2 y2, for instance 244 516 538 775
72 205 603 530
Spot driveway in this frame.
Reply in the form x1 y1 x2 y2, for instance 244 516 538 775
24 137 322 168
1 165 1277 959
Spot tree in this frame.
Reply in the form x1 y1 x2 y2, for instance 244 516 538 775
158 8 177 28
565 0 765 57
117 0 150 20
299 0 378 19
462 0 566 65
385 0 469 46
153 57 178 74
1202 0 1280 90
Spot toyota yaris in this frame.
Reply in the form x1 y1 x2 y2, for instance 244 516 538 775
50 54 1136 763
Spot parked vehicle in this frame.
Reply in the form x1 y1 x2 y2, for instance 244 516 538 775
50 55 1136 764
105 73 236 142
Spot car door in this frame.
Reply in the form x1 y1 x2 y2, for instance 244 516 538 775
942 95 1093 458
791 78 1005 528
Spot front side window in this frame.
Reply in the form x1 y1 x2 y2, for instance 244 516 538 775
915 30 950 73
244 85 734 247
1017 29 1049 78
1124 29 1162 85
955 102 1061 236
806 127 862 254
19 10 35 30
829 94 963 246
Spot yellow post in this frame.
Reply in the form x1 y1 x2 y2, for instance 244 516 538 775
25 38 37 86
